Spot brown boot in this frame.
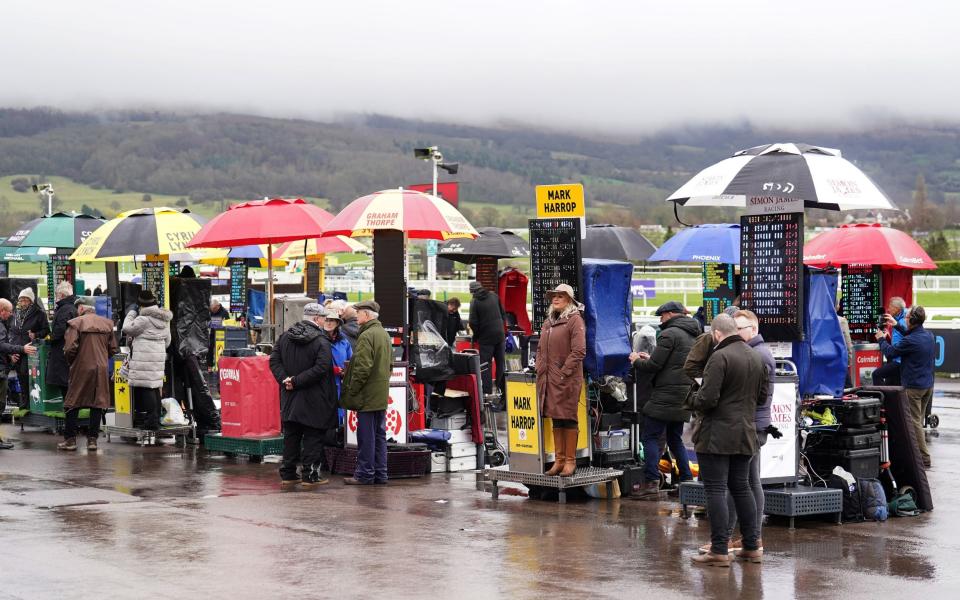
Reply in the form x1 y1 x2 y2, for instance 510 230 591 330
559 428 578 477
87 436 98 451
635 481 663 500
691 552 731 567
545 427 565 476
57 437 77 451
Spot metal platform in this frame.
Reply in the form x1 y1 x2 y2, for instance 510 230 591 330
679 481 843 528
104 425 194 447
204 434 284 462
484 466 624 504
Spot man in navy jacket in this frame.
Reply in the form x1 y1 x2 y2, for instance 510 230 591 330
877 305 935 468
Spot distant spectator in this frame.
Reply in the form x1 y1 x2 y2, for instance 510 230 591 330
93 285 103 296
445 297 464 347
468 281 506 398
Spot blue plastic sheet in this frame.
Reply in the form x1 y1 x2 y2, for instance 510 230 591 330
246 288 265 325
582 259 633 379
792 268 847 396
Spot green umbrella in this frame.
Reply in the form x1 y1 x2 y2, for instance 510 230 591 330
0 245 56 262
4 212 105 250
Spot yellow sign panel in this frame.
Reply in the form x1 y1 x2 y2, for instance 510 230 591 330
536 183 585 219
507 379 540 455
113 360 131 415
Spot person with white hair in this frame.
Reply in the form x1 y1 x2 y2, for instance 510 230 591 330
10 287 49 409
47 281 78 400
0 298 37 449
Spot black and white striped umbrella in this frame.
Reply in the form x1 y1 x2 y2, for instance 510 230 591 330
667 143 896 211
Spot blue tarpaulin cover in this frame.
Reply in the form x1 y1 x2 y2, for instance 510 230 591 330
582 259 633 379
247 288 265 325
792 268 847 396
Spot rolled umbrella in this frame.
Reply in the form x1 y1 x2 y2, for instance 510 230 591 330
70 207 206 261
437 227 530 264
321 188 478 240
667 143 897 211
582 224 657 261
648 224 741 264
803 223 937 269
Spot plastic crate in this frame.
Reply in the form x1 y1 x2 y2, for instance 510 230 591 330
807 447 880 480
204 433 283 456
325 445 431 478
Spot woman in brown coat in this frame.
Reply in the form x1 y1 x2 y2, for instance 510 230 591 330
536 284 586 477
57 299 118 452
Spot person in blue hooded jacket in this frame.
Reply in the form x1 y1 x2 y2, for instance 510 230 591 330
323 310 353 423
877 305 935 468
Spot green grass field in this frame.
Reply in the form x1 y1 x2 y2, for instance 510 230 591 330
0 175 332 221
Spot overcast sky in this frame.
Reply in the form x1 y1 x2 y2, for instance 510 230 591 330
3 1 957 133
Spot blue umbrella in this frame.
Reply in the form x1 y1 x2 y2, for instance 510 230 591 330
648 224 741 264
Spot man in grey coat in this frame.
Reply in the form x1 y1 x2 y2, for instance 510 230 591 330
689 313 768 567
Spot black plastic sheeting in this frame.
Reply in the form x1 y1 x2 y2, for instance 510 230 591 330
409 298 453 382
169 276 211 359
582 259 633 379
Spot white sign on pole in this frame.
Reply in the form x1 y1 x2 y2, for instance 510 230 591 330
760 379 798 483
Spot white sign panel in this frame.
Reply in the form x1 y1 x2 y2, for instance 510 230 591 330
346 366 408 446
760 378 798 482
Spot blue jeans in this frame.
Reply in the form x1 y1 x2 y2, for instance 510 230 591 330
642 417 693 483
355 410 388 483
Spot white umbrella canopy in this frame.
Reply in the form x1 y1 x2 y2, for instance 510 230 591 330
667 143 897 211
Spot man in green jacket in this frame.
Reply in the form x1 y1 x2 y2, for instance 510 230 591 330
340 300 392 485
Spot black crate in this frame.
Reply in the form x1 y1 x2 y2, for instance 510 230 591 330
807 447 880 480
810 397 881 427
809 426 881 451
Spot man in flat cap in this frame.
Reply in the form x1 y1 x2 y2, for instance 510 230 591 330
340 300 392 485
270 303 338 487
629 301 701 499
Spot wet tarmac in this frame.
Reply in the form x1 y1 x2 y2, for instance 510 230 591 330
3 387 960 599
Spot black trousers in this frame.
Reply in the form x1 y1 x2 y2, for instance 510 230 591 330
134 387 161 430
64 407 104 439
479 340 506 396
15 360 29 408
699 453 759 555
181 354 221 431
280 421 326 480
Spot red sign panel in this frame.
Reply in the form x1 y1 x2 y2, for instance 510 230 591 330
408 182 459 207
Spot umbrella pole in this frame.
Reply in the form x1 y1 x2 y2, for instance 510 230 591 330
267 244 275 340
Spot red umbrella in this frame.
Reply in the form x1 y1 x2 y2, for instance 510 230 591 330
803 223 937 269
321 188 478 240
187 198 335 334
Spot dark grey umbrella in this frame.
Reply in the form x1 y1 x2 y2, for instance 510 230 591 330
582 224 658 261
438 227 530 264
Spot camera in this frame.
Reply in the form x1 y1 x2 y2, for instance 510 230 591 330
413 147 437 160
31 183 53 193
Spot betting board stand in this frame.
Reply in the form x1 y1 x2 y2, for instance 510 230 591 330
229 262 248 315
841 264 883 342
701 262 738 322
528 218 583 332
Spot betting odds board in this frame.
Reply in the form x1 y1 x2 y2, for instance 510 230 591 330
529 218 582 332
475 256 499 294
304 260 322 297
702 262 738 323
141 260 167 308
229 262 248 313
46 255 74 309
740 211 804 341
841 264 882 340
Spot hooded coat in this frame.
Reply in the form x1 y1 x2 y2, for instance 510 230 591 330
632 315 701 422
469 288 506 346
690 335 769 455
63 312 118 410
46 295 78 388
536 307 587 421
269 320 338 430
122 305 173 389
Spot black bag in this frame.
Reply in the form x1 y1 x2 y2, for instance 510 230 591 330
827 474 863 522
411 319 454 383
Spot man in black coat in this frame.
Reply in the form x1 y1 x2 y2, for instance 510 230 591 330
46 282 78 400
689 313 768 567
0 299 37 448
269 303 338 487
468 281 506 398
629 301 701 498
11 287 49 409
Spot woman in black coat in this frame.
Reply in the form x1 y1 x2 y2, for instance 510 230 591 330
11 287 49 408
46 283 78 397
